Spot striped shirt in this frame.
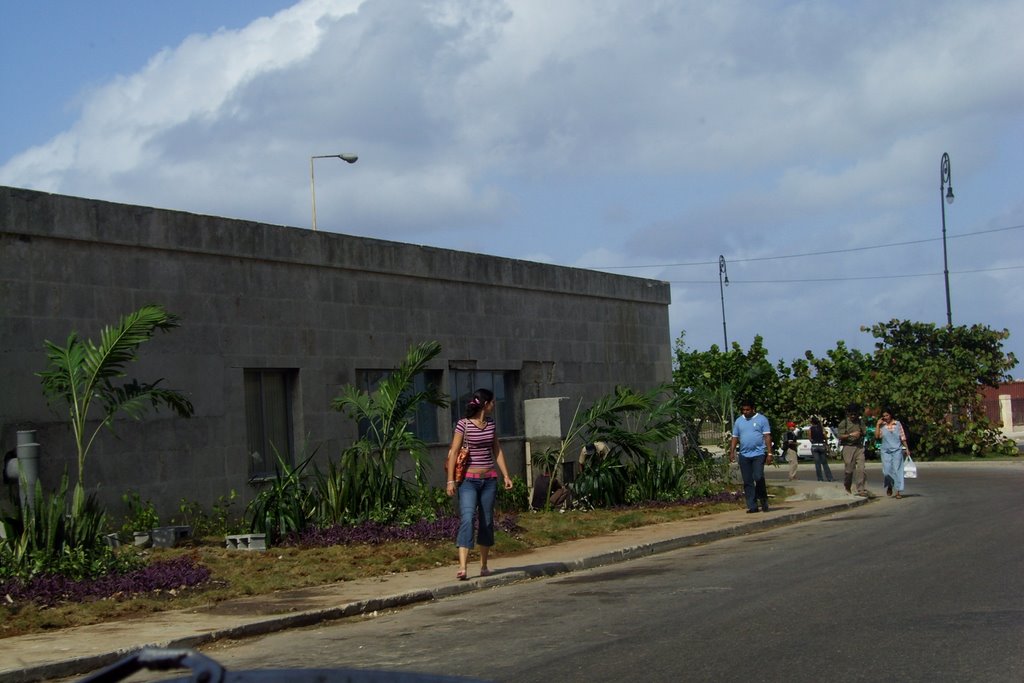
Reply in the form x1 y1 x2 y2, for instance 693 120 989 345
456 418 496 469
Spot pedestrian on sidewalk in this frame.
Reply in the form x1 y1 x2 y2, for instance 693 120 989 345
446 389 514 581
782 421 800 480
730 398 773 513
809 416 834 482
877 409 910 498
837 404 868 496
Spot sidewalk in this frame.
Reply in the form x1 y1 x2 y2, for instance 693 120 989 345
1 474 868 683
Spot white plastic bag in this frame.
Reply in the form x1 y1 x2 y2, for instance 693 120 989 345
903 454 918 479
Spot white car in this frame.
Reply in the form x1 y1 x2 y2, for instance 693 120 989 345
794 426 839 460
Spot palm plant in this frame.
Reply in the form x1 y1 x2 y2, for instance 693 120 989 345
247 444 318 545
535 386 673 509
0 474 123 581
37 305 194 512
542 385 729 509
328 341 448 523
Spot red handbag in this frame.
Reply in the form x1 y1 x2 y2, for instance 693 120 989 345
454 420 471 483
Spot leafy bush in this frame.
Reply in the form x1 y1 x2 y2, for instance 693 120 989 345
0 554 210 608
0 475 133 582
573 452 627 507
174 490 242 537
396 485 453 526
497 476 529 513
119 490 160 538
246 447 317 546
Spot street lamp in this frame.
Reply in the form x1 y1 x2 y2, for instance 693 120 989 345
940 152 954 327
718 255 730 349
718 255 734 431
310 153 358 231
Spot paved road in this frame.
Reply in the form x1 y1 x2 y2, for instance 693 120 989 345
147 464 1021 682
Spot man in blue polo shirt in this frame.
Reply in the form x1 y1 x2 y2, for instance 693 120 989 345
729 398 774 513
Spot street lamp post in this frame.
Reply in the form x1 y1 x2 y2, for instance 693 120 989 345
940 152 954 327
310 153 358 231
718 255 734 433
718 255 730 349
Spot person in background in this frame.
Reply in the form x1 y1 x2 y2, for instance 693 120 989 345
837 403 869 496
729 398 773 513
809 416 834 482
531 469 570 510
782 421 800 480
446 388 514 581
877 408 910 499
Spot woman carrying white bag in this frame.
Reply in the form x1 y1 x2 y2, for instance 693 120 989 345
878 409 911 499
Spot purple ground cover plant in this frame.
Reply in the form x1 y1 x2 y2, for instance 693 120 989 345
1 555 211 608
286 513 522 548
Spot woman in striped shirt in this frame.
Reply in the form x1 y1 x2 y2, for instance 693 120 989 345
446 388 514 580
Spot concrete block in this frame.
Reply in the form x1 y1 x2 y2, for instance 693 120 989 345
151 526 192 548
225 533 267 551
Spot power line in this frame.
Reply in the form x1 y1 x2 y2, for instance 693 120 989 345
596 223 1024 270
667 264 1024 285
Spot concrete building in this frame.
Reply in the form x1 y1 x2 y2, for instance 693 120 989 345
0 186 672 517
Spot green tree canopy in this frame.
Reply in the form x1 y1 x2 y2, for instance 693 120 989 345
773 341 873 426
673 333 779 426
860 320 1017 457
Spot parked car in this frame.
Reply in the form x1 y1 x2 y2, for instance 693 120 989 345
795 425 839 460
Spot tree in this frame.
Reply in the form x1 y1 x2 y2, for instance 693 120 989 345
673 333 780 426
773 341 873 425
860 320 1017 457
37 305 194 512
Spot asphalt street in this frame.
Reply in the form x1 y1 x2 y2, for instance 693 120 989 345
148 463 1024 683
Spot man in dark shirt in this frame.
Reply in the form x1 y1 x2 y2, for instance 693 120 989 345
837 404 868 496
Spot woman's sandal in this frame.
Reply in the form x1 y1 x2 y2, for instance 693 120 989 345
479 568 492 577
456 570 468 581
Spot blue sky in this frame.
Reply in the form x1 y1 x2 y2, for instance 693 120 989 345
2 0 1022 376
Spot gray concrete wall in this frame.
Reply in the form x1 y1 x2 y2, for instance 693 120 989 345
0 186 672 519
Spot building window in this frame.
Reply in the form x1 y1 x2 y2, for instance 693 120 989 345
244 369 296 479
450 369 517 437
355 370 442 443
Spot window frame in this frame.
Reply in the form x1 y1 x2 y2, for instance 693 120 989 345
449 369 517 437
354 369 443 444
243 368 297 481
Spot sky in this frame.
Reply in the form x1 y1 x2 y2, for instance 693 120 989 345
2 0 1022 377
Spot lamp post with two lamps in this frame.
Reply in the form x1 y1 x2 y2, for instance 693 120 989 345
310 153 358 231
939 152 954 327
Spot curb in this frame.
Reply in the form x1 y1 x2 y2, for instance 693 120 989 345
2 497 866 683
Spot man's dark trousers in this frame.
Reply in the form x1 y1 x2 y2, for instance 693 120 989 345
738 454 768 511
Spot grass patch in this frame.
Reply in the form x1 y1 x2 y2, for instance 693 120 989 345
0 494 750 639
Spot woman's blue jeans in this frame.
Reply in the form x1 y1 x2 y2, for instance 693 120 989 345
457 477 497 548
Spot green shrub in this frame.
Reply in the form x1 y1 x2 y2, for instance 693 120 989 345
497 476 529 513
119 490 160 539
174 491 242 538
0 475 141 582
397 486 452 525
246 447 317 546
